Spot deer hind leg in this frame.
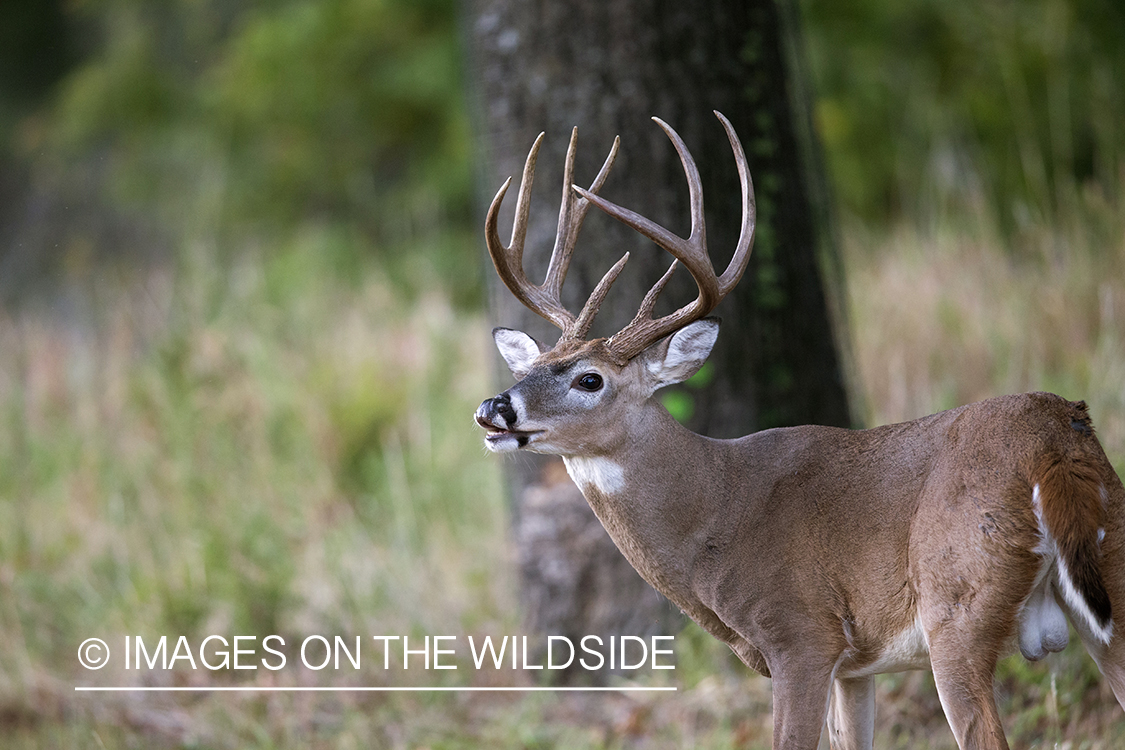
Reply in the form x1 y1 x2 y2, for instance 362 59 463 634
825 676 874 750
1048 532 1125 707
1068 515 1125 707
916 560 1031 749
1097 475 1125 708
1063 467 1125 708
1073 617 1125 708
927 635 1009 750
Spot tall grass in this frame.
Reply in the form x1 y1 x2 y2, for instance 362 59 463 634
847 216 1125 469
0 231 516 746
0 230 765 748
2 205 1124 746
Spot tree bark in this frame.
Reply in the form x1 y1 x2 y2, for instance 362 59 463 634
464 0 852 679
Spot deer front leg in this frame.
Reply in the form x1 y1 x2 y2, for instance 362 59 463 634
826 676 875 750
769 660 836 750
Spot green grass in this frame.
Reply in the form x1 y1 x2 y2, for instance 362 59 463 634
2 206 1125 747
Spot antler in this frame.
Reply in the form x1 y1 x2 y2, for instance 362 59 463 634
574 111 756 363
485 127 624 341
486 112 755 363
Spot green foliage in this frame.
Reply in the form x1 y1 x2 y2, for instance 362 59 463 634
41 0 472 260
0 2 74 137
661 362 715 423
802 0 1125 234
8 0 1123 291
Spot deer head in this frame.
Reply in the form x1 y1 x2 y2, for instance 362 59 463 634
475 111 755 457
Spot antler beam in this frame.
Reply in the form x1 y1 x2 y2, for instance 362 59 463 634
575 111 756 363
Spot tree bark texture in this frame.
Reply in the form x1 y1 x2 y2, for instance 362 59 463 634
464 0 852 677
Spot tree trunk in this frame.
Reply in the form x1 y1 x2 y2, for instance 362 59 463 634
464 0 852 679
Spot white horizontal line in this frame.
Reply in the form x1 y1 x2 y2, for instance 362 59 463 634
75 686 677 692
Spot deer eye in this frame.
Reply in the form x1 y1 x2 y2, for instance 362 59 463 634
573 373 604 392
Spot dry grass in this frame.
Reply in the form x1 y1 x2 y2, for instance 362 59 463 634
1 210 1125 747
847 222 1125 469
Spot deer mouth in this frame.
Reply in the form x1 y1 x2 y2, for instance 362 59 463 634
486 428 537 443
476 415 540 448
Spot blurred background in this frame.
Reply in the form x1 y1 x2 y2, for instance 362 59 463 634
1 0 1124 747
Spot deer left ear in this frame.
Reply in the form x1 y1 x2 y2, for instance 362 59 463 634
493 327 546 379
642 318 720 391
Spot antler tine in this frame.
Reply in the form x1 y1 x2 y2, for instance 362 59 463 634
713 110 756 294
573 111 756 363
486 132 576 331
544 131 621 299
485 129 623 337
541 128 581 302
571 250 630 340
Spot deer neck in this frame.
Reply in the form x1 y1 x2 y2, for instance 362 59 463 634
561 400 724 595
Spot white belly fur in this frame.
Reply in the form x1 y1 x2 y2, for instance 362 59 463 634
840 562 1070 680
840 616 931 679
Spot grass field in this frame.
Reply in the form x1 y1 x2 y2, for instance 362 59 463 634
2 209 1124 747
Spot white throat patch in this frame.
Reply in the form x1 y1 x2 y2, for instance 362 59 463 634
563 456 625 496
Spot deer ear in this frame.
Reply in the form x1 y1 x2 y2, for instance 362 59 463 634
642 318 720 390
493 328 546 379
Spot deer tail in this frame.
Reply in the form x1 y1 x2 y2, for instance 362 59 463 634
1033 450 1113 644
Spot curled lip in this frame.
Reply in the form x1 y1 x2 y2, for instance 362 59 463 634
475 414 539 442
485 429 539 443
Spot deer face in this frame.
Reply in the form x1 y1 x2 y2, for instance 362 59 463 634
475 319 719 456
474 113 752 457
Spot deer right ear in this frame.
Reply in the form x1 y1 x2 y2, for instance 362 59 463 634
642 318 720 391
493 328 546 379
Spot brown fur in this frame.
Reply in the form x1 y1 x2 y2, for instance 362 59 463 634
1033 446 1112 628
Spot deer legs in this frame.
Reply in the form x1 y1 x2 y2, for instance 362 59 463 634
929 648 1008 750
1070 552 1125 709
1075 624 1125 708
826 676 875 750
767 659 836 750
919 584 1021 749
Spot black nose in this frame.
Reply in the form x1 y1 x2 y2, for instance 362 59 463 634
476 392 518 430
492 392 517 426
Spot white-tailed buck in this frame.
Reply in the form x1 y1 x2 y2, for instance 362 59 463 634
474 111 1125 749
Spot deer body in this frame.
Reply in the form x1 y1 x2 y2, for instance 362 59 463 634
475 113 1125 749
567 390 1118 672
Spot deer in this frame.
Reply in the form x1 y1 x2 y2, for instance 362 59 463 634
473 111 1125 749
